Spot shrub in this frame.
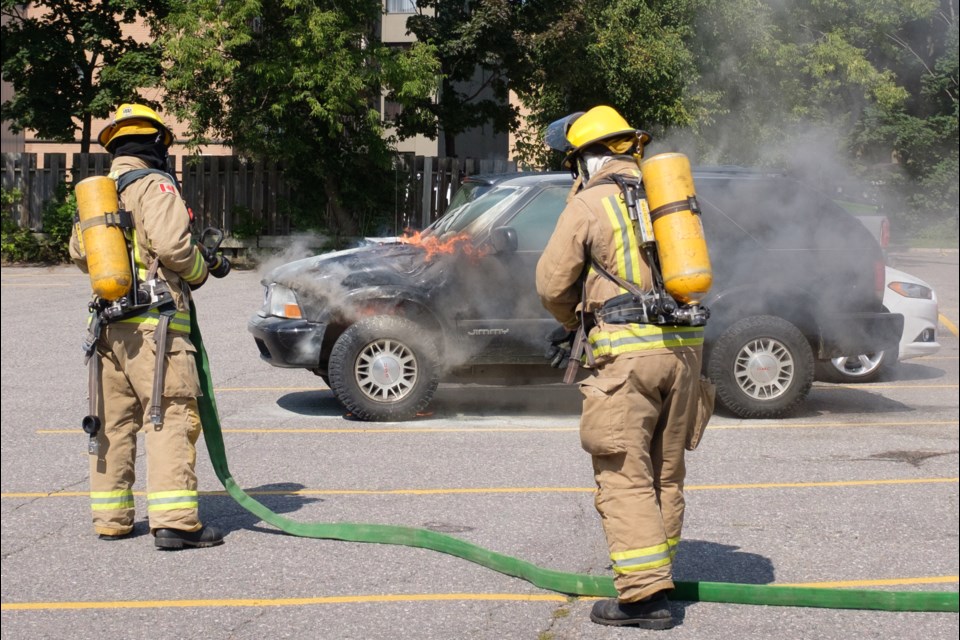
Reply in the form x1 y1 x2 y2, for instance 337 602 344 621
1 184 75 264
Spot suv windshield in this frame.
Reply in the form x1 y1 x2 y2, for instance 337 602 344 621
427 185 530 238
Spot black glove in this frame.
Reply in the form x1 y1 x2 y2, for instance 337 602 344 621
545 325 576 369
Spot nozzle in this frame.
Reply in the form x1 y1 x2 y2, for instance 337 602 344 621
82 415 101 437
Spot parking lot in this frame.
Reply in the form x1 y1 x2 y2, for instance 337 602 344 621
1 249 957 640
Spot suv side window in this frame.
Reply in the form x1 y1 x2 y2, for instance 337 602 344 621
505 186 570 251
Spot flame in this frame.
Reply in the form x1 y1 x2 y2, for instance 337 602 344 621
399 230 489 262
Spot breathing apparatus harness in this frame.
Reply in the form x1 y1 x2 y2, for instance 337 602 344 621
595 173 710 328
560 171 710 384
80 169 228 454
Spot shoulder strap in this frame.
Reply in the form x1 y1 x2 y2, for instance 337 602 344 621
590 256 645 298
115 168 179 194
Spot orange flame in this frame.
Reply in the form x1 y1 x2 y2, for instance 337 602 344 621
399 230 489 262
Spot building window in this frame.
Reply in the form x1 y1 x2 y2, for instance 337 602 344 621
383 99 404 122
386 0 416 14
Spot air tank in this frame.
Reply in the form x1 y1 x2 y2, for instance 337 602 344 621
639 152 712 304
75 175 132 301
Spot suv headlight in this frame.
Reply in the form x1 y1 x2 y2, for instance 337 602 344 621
262 283 303 318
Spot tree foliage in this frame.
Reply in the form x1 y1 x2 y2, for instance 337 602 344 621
689 0 958 233
160 0 439 236
398 0 525 157
507 0 712 168
0 0 169 152
847 0 958 235
2 0 955 237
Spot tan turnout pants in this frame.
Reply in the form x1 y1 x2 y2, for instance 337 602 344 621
579 347 706 602
89 324 204 536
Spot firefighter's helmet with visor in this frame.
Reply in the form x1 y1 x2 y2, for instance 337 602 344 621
545 105 651 168
97 103 175 150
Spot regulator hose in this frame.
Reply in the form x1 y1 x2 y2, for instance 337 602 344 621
190 307 958 613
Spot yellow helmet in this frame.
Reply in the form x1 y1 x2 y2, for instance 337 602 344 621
545 105 651 168
97 103 174 150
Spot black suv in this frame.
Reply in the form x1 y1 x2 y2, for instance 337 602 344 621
249 168 903 421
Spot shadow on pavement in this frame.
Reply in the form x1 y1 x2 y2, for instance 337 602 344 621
201 482 322 536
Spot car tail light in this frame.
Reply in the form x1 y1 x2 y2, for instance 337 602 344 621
879 217 890 249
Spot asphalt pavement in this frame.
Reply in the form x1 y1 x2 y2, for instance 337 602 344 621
1 249 957 640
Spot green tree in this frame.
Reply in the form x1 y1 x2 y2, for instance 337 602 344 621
509 0 712 168
161 0 439 237
691 0 957 235
397 0 525 157
0 0 170 152
691 0 929 164
848 0 958 236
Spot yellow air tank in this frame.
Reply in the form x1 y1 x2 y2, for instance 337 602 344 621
75 176 132 301
639 152 712 304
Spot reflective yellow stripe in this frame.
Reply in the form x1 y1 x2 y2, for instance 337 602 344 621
610 542 673 574
147 490 198 512
117 309 190 333
147 490 198 499
184 251 206 284
90 490 134 511
148 501 198 512
129 227 148 281
589 325 704 357
668 536 680 559
600 195 643 292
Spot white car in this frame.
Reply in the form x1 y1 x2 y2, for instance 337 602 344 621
822 266 941 382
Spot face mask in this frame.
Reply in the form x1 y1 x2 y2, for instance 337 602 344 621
584 155 611 181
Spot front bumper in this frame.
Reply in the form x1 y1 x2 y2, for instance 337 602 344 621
817 312 904 359
899 302 940 361
248 313 327 369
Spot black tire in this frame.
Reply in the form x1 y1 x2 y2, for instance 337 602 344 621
328 315 440 421
816 347 898 384
707 315 814 419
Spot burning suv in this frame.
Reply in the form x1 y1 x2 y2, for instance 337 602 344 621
249 168 903 421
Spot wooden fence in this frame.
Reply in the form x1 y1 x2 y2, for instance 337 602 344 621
1 152 518 236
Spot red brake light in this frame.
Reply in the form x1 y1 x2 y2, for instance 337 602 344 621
879 217 890 249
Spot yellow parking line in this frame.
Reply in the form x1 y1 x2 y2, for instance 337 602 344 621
3 477 955 500
0 272 85 278
687 477 957 491
815 383 958 390
940 313 959 338
1 592 568 611
0 282 73 287
5 577 957 611
781 576 959 589
707 420 957 430
214 387 324 392
36 420 957 435
37 427 578 434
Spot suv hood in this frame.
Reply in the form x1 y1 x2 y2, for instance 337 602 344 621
266 242 445 290
263 241 476 323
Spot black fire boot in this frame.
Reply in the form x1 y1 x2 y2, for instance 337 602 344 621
590 592 674 629
154 525 224 550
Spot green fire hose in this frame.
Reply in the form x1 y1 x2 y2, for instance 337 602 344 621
190 307 958 613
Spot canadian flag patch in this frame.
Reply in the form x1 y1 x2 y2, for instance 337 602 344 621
158 183 176 194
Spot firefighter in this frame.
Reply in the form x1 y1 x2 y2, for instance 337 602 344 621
536 105 713 628
70 103 229 549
